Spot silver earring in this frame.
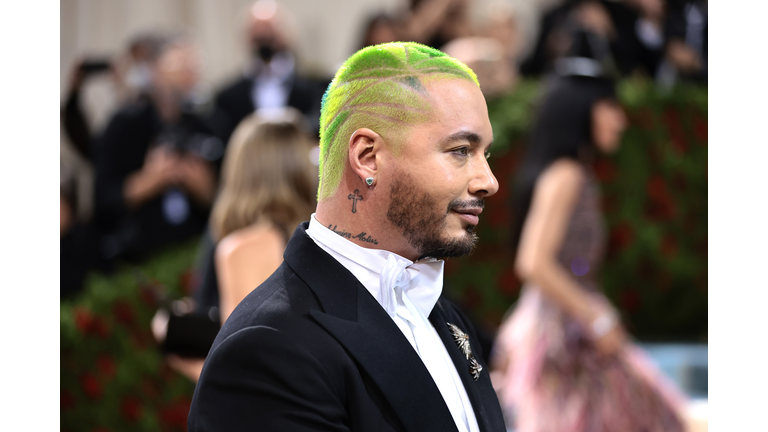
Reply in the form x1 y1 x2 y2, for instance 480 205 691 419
365 177 374 186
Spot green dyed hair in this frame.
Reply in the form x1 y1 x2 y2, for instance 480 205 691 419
317 41 479 200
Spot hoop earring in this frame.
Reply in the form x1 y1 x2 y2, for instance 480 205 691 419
365 177 374 186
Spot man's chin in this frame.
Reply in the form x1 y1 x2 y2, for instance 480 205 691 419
417 230 478 260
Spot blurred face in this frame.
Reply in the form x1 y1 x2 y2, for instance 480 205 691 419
248 1 288 58
384 78 499 259
591 98 627 153
156 43 199 96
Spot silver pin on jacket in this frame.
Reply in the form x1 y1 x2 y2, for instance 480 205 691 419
447 322 483 381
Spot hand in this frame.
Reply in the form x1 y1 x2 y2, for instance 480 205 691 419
583 297 627 357
666 39 703 73
575 1 616 39
175 155 216 205
592 321 627 358
124 147 181 208
144 146 181 182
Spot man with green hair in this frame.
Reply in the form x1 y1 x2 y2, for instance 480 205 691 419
189 42 505 432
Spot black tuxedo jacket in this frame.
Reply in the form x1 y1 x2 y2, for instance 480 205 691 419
188 222 506 432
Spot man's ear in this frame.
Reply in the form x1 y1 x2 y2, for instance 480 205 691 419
348 128 382 186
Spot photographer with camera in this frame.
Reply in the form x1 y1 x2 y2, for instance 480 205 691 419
93 36 223 264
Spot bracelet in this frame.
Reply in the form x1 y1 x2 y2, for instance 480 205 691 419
591 314 617 339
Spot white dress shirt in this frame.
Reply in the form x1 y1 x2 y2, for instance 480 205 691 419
306 214 480 432
250 51 295 111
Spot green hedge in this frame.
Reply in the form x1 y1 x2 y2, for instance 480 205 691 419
61 241 199 432
60 78 707 430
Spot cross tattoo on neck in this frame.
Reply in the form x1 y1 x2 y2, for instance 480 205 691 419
348 189 363 213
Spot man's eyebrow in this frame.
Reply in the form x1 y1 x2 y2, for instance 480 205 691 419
441 130 493 148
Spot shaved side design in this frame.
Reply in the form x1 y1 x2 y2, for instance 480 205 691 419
317 42 480 200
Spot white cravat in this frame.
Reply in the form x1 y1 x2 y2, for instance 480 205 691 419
306 214 480 432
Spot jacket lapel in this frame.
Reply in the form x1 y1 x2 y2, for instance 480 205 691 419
429 304 505 432
284 223 459 432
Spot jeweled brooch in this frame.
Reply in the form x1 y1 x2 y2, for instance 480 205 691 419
447 322 483 381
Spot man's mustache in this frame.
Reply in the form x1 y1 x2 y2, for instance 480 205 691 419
447 198 485 212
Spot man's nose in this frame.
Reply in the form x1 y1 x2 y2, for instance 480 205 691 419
470 158 499 198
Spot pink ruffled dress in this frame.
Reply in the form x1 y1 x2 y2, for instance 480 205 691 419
491 167 686 432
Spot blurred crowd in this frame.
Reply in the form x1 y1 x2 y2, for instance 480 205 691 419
61 0 706 430
60 0 707 296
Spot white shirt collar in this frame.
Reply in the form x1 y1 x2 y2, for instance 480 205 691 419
306 213 444 318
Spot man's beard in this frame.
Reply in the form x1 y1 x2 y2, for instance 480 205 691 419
386 174 483 260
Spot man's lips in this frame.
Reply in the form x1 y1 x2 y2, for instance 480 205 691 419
452 207 482 225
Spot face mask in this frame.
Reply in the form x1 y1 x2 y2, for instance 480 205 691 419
253 36 279 63
258 44 277 63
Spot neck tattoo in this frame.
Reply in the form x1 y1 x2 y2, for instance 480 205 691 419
348 189 363 213
328 224 379 245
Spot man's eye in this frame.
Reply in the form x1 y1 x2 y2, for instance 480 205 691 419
484 151 491 160
452 147 469 156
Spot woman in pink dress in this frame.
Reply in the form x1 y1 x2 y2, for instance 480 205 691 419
490 72 687 432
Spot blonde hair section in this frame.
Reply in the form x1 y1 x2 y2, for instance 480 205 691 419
317 42 480 201
210 108 318 242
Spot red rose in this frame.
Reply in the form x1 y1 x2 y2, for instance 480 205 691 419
80 372 102 400
120 396 142 422
608 221 634 254
645 176 677 221
74 307 94 334
96 354 116 380
112 300 136 326
159 397 192 430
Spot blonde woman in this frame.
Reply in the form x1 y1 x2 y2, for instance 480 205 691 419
210 108 317 323
156 108 317 382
